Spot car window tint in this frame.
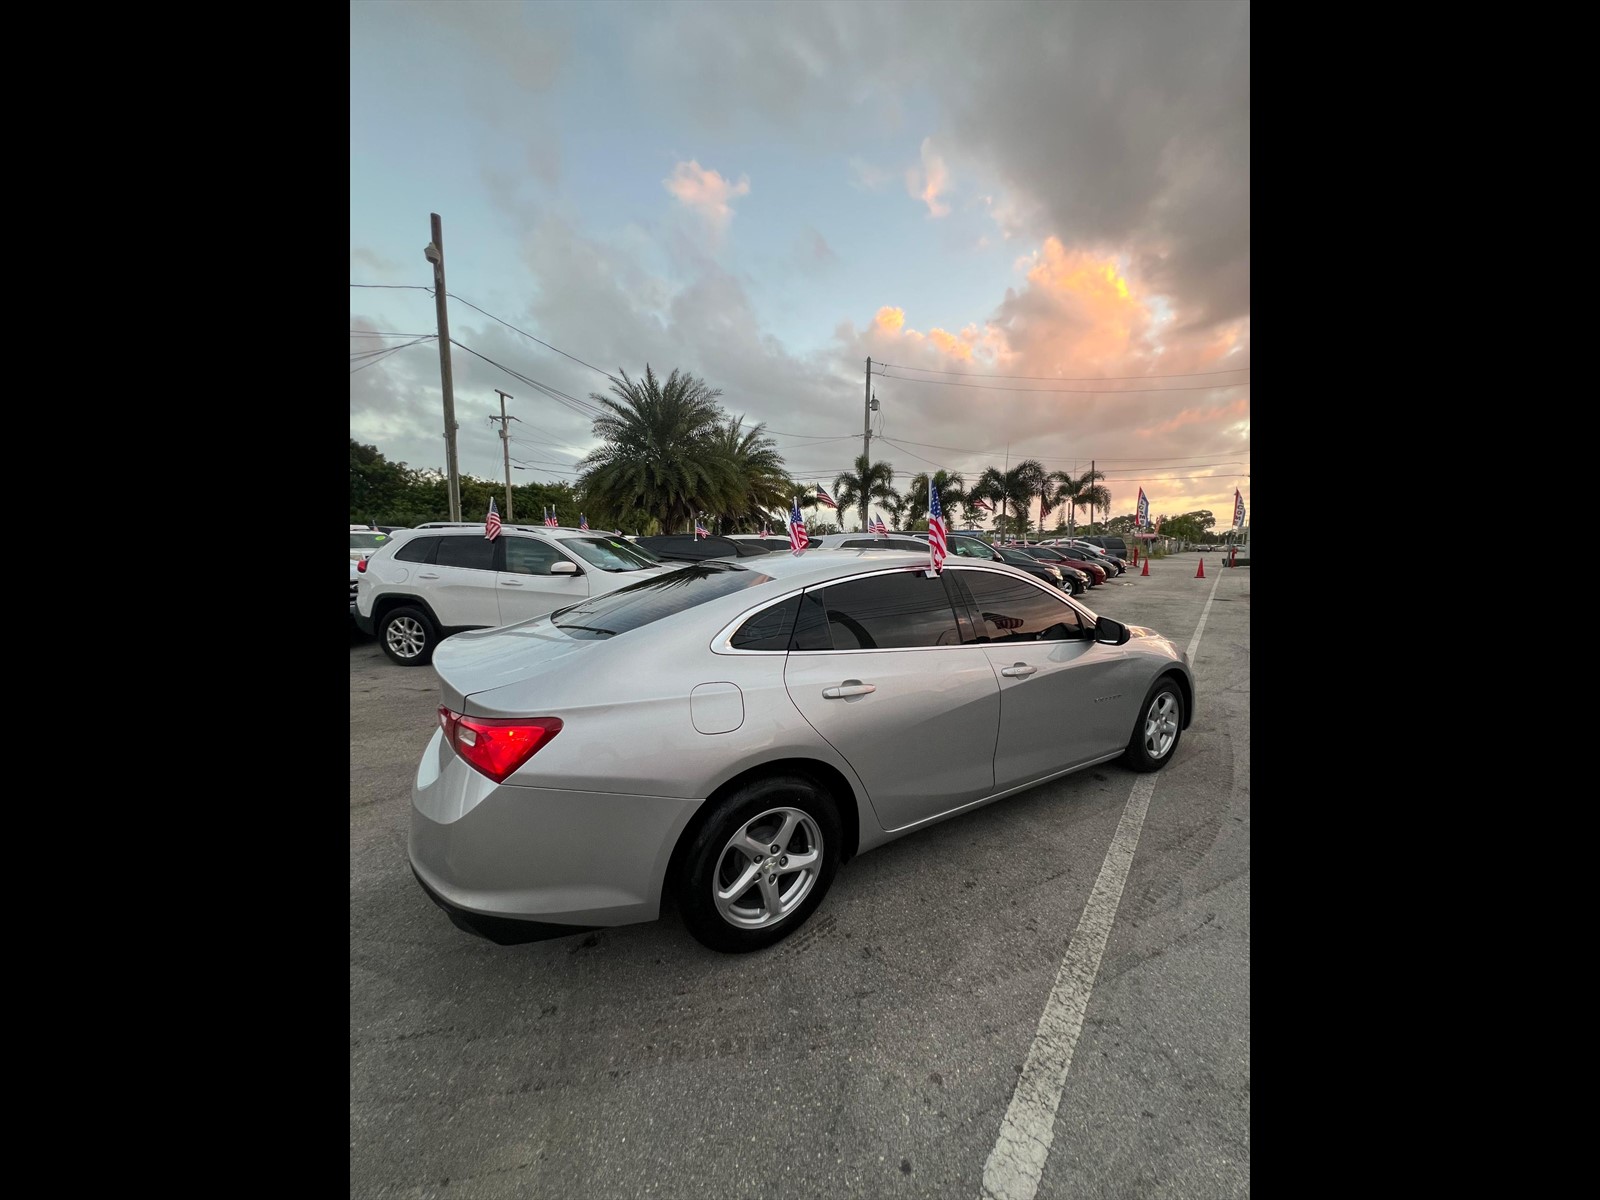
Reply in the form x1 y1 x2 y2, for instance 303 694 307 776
790 590 832 650
810 572 962 650
503 538 563 575
950 538 993 559
394 537 439 564
552 563 773 638
435 537 498 571
730 596 800 651
841 539 877 549
956 570 1085 643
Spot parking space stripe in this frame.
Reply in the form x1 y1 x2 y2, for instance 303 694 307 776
978 574 1222 1200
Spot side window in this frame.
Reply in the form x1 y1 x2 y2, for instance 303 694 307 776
790 591 832 650
434 537 498 571
810 572 962 650
842 539 875 549
503 538 564 576
952 540 991 559
394 537 439 564
730 596 799 651
955 570 1085 643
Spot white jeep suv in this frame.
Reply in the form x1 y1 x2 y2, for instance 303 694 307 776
354 524 671 665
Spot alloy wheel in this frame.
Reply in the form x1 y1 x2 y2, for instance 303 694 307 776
712 807 823 929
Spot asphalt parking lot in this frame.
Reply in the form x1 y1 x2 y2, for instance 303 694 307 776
351 553 1250 1199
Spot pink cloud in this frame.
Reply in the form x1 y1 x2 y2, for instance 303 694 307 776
905 137 951 218
664 160 751 229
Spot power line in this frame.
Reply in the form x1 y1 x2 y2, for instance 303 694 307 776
351 330 436 338
873 359 1250 381
875 368 1250 395
445 293 621 384
350 283 434 291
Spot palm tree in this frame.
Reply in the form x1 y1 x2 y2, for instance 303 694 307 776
1053 467 1111 536
972 459 1047 541
707 415 789 531
903 470 967 528
832 454 901 529
577 366 733 533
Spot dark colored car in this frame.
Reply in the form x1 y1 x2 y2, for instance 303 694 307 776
1059 541 1125 576
634 534 776 563
903 533 1072 591
1079 534 1129 562
1017 545 1104 590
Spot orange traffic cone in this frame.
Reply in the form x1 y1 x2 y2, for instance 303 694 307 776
1141 556 1150 576
1195 556 1206 579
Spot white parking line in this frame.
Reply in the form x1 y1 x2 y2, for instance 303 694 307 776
977 571 1221 1200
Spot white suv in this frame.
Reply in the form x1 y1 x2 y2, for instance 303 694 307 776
354 524 671 665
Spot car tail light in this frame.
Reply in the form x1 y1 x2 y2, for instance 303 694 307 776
437 707 562 782
357 558 368 572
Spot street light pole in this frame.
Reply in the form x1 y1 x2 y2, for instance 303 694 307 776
425 213 462 522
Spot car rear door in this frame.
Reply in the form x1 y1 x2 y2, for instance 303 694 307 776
425 536 503 629
782 568 1000 831
950 566 1138 790
494 535 589 624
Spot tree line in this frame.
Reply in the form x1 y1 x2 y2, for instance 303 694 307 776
353 364 1220 539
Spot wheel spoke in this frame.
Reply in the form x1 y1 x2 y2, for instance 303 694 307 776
717 862 760 903
758 872 783 917
782 849 819 872
773 812 800 852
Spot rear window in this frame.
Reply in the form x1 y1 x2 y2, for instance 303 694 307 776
551 563 773 638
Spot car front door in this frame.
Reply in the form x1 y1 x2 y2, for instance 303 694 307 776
951 566 1141 790
495 536 590 624
782 568 1001 831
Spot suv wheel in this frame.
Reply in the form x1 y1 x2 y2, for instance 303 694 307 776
379 605 437 666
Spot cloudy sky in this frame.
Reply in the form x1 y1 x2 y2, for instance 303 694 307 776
351 0 1249 531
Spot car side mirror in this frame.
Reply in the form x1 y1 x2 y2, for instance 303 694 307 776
550 560 580 576
1094 617 1131 646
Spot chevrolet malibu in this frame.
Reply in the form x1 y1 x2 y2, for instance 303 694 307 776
409 551 1195 953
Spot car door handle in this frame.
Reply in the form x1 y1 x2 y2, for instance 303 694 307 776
1001 664 1037 678
417 573 440 580
500 579 523 586
822 682 877 699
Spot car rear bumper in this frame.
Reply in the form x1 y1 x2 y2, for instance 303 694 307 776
354 610 375 635
408 729 702 935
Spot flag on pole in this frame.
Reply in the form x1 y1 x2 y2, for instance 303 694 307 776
1135 488 1149 529
579 513 589 531
973 497 995 512
1233 489 1246 529
927 482 948 573
815 485 838 510
544 506 559 528
485 497 502 540
695 517 710 538
870 512 887 536
788 497 809 555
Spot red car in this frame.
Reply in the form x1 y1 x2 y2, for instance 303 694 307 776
1018 545 1107 585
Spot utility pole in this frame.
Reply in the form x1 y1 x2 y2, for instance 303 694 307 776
862 358 873 530
424 213 462 522
1091 459 1095 533
491 390 519 522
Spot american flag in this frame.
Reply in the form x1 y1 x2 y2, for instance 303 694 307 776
695 517 710 538
544 506 559 528
485 498 502 540
983 612 1025 630
815 485 838 510
927 482 948 573
579 513 589 531
760 522 771 538
973 497 995 513
870 512 887 536
789 497 809 555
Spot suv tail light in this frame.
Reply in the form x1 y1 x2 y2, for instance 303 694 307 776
437 707 562 782
357 558 368 572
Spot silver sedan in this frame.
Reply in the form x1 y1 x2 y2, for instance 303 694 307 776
409 551 1194 952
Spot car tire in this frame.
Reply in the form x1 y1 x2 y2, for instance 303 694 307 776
379 605 437 666
1121 676 1184 772
675 774 842 953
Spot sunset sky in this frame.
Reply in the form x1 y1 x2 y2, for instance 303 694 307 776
350 0 1250 531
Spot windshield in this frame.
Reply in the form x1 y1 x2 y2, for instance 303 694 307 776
551 562 774 637
560 535 662 571
350 532 389 550
998 548 1044 567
